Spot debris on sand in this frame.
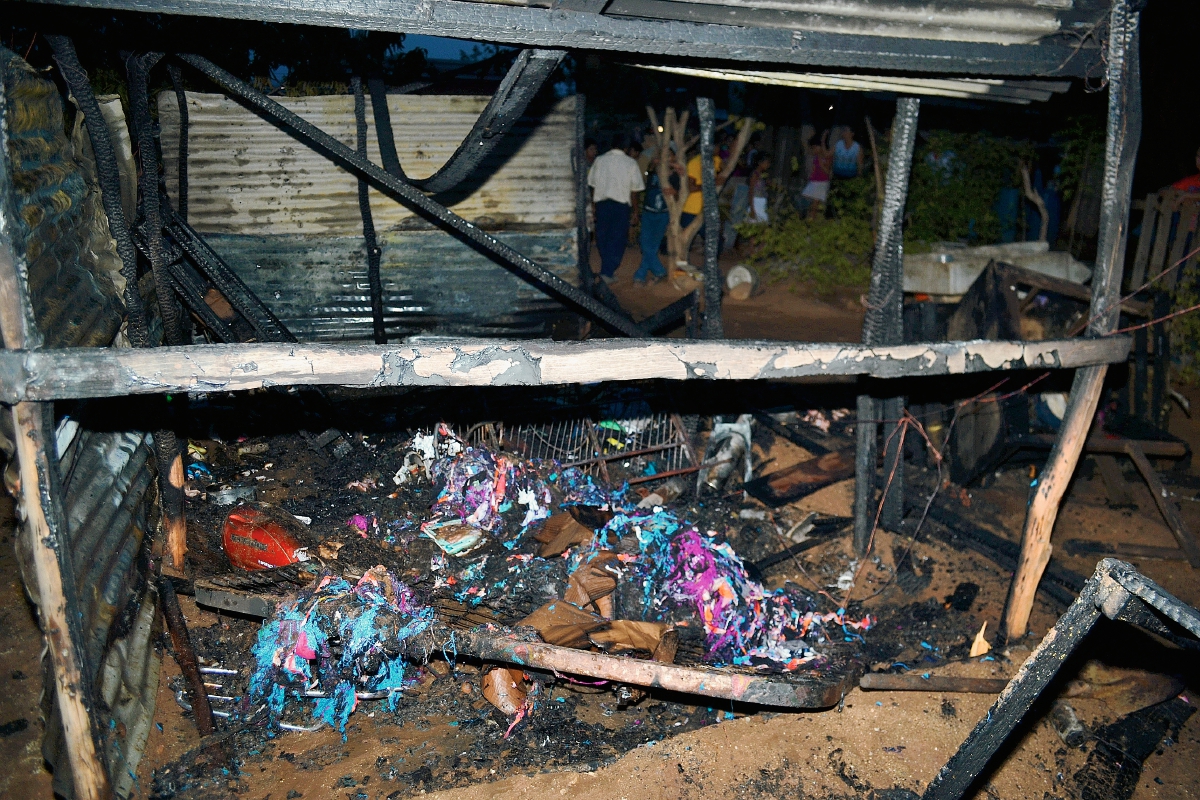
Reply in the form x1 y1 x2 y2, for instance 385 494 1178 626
419 425 553 553
249 566 435 733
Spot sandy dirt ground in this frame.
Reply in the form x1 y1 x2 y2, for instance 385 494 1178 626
2 250 1199 799
598 241 868 343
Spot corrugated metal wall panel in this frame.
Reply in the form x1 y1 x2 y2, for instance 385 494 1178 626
1 47 160 800
159 91 578 234
205 229 578 340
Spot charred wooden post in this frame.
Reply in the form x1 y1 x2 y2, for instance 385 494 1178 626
158 577 215 736
574 93 591 291
127 51 195 572
859 673 1009 693
698 98 723 339
1003 0 1142 641
854 96 919 554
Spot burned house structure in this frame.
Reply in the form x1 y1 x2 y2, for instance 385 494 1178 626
2 0 1199 798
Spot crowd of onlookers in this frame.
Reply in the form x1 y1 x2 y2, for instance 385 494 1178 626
584 123 869 285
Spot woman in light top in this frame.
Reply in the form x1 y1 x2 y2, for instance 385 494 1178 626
833 126 863 179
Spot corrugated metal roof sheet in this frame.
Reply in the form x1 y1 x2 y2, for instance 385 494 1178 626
593 0 1097 44
158 91 578 235
633 64 1072 104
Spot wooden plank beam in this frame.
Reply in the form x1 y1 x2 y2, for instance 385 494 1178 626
0 336 1130 402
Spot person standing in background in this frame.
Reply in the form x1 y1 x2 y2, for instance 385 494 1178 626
802 130 833 219
635 149 676 283
748 153 772 223
588 135 645 283
832 126 863 179
681 148 724 247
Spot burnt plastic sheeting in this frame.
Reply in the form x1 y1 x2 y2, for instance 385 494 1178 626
177 53 642 337
46 35 150 346
162 209 297 342
353 77 387 344
127 50 188 346
366 50 563 195
367 76 407 182
167 63 189 219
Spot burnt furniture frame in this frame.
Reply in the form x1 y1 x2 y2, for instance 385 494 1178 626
924 558 1200 800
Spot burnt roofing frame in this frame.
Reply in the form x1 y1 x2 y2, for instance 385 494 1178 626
30 0 1100 77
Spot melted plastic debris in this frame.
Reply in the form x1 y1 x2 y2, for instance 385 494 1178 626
249 566 435 735
577 510 874 669
418 425 552 551
557 466 627 510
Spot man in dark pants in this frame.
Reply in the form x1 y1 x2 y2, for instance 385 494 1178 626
588 136 644 283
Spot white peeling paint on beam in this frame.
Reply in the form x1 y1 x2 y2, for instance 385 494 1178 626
0 337 1131 402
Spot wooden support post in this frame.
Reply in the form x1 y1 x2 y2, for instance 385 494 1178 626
1134 323 1148 420
574 93 591 290
10 404 114 799
1125 441 1200 567
698 98 723 339
1004 0 1142 640
853 394 878 554
881 395 906 529
854 96 919 553
157 431 188 573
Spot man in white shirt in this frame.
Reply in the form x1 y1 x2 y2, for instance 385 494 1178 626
587 135 645 282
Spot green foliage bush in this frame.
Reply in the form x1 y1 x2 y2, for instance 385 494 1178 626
736 211 874 293
1172 260 1200 386
905 131 1032 246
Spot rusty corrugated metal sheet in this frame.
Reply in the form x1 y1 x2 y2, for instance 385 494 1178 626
1 47 161 800
158 91 578 234
205 229 578 340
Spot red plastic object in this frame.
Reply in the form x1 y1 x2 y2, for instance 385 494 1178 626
222 502 309 570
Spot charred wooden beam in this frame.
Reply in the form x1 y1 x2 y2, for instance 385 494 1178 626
856 96 919 553
698 98 722 339
0 336 1130 402
860 673 1009 693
